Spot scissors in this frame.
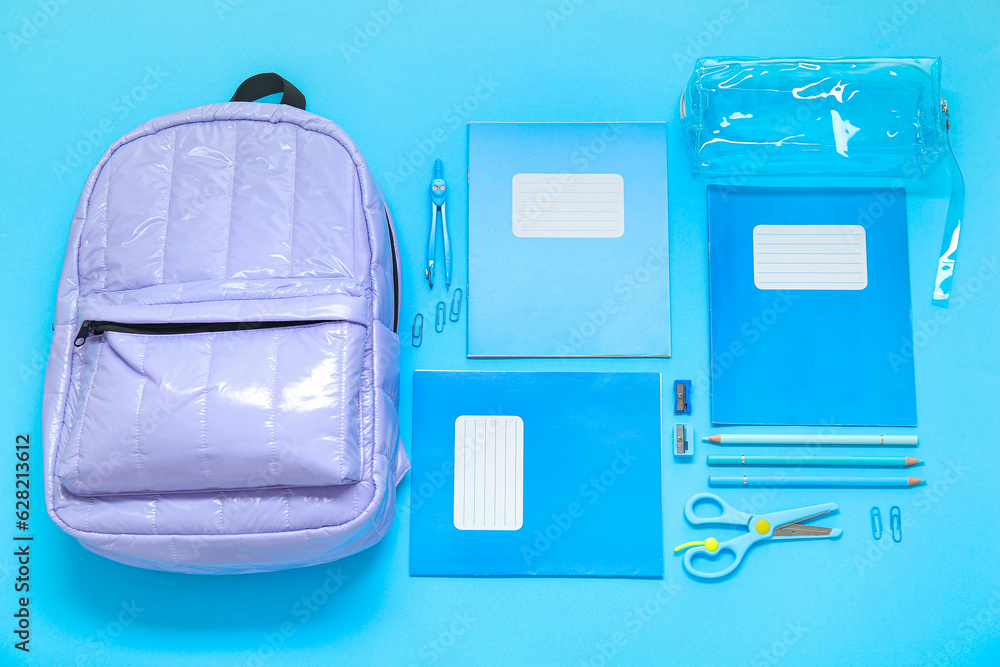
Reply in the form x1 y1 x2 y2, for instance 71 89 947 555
425 158 451 290
674 493 841 579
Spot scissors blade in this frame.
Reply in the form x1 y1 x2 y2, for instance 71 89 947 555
771 509 837 538
773 523 834 537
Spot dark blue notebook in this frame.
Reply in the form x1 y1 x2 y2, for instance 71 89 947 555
409 371 663 577
707 186 917 426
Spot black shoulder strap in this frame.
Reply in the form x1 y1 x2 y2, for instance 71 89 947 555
230 73 306 110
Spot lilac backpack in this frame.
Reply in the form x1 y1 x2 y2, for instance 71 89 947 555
43 74 409 574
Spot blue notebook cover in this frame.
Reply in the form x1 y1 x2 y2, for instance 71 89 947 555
467 122 670 357
409 371 663 577
707 186 917 426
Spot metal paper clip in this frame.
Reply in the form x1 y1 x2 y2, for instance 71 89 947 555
435 302 446 333
450 288 463 322
870 507 882 540
411 313 423 348
889 506 902 543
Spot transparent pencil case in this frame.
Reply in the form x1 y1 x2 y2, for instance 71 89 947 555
680 57 963 306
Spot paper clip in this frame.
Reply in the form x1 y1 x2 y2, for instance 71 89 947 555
411 313 423 348
870 507 882 540
890 506 902 543
435 302 446 333
450 288 463 322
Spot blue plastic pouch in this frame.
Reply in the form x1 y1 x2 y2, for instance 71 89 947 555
681 57 963 307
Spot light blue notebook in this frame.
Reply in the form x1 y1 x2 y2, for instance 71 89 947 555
467 122 670 357
707 186 917 426
409 371 663 577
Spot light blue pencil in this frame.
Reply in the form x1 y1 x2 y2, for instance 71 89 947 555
704 434 918 446
709 475 923 488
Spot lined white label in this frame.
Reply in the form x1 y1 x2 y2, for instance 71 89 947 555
512 173 624 238
453 415 524 531
752 224 868 290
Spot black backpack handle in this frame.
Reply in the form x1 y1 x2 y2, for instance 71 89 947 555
230 73 306 110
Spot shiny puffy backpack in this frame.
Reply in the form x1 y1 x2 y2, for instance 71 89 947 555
43 74 408 573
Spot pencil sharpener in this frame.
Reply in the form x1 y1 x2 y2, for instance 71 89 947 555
673 424 693 459
673 380 691 414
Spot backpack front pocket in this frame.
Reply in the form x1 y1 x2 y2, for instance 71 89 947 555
58 313 367 496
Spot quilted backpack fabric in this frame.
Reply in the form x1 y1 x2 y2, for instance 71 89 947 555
42 78 409 574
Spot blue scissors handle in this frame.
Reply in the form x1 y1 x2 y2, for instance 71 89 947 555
677 495 841 579
684 493 752 527
682 531 763 579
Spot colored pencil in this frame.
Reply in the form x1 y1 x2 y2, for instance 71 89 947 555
703 434 918 446
707 455 920 468
709 475 923 488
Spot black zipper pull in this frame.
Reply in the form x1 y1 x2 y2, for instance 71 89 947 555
74 321 93 347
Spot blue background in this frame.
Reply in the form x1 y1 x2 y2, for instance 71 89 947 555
1 0 999 665
410 371 663 577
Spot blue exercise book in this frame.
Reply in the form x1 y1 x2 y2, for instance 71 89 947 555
409 371 663 577
707 186 917 426
467 122 670 357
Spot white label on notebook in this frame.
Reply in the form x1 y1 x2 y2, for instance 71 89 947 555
453 415 524 531
752 224 868 290
512 173 624 238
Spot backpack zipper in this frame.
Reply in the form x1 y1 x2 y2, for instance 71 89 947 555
73 319 328 347
74 209 400 346
384 208 400 333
